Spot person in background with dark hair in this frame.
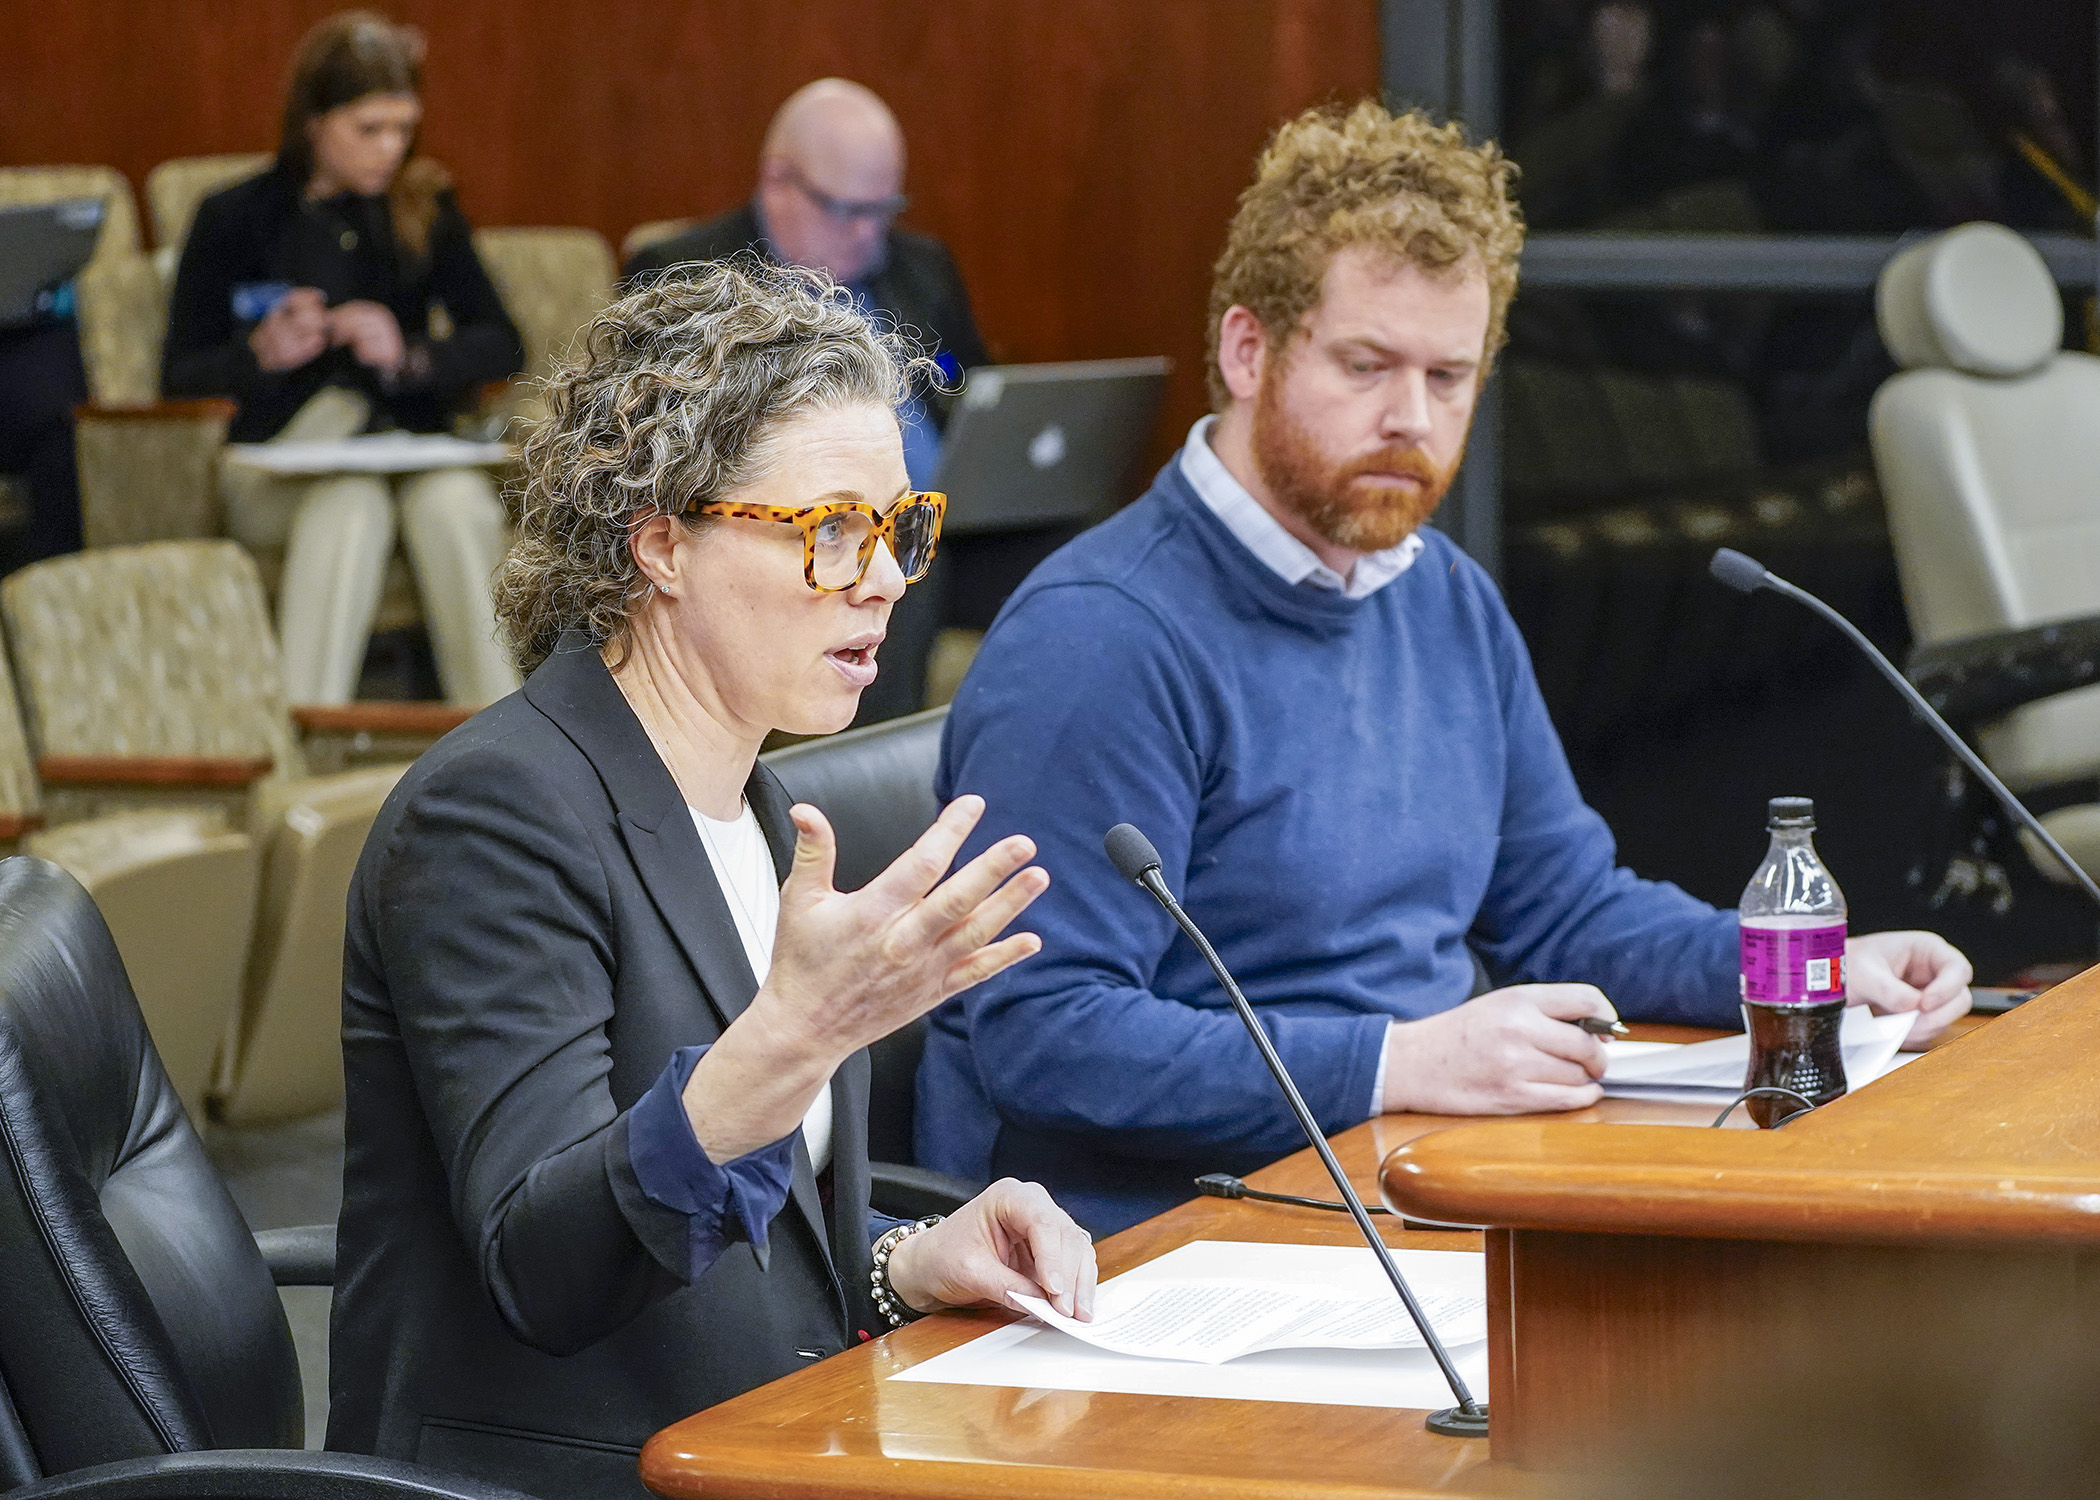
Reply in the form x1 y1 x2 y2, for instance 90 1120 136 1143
0 317 87 575
163 10 524 706
622 79 990 722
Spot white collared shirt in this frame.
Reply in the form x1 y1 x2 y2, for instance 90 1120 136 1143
1175 416 1421 1119
1177 416 1424 600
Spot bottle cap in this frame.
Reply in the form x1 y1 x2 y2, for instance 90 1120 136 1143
1767 796 1815 827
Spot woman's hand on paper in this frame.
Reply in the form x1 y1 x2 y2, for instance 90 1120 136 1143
1846 931 1972 1049
886 1177 1097 1322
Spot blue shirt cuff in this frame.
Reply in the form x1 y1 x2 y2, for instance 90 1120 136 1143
628 1044 799 1274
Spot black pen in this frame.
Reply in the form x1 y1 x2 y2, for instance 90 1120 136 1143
1571 1015 1629 1037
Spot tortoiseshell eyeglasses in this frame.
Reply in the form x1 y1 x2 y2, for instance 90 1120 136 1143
693 492 947 593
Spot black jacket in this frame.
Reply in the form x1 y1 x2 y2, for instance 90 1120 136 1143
620 203 990 417
163 163 523 442
327 640 879 1499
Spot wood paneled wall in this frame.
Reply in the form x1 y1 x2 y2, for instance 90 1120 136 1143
4 1 1381 472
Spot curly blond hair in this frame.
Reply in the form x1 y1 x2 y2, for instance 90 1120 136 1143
1206 101 1525 406
492 256 927 673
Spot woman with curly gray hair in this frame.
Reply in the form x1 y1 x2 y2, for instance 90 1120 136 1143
329 257 1094 1497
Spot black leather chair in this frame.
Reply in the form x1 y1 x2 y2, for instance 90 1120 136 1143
762 706 983 1219
0 857 528 1500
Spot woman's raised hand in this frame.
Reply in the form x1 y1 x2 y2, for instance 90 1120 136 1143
681 796 1046 1165
756 795 1048 1060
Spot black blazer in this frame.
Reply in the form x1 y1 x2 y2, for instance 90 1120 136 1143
619 202 991 415
327 640 880 1500
163 162 523 442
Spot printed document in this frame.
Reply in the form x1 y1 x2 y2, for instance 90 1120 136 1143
892 1239 1488 1410
1010 1277 1484 1364
1603 1003 1916 1105
223 432 511 475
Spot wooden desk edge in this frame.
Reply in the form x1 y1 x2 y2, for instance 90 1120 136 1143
1383 1130 2100 1246
640 1444 1500 1500
1383 977 2100 1246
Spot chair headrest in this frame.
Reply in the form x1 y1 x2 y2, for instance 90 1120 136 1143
1876 222 2062 378
762 706 947 893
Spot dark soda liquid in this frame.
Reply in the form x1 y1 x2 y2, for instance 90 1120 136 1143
1742 997 1847 1127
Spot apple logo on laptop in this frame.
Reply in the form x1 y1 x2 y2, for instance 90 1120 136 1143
1028 423 1067 471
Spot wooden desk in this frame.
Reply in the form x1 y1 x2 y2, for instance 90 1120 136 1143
641 1025 1731 1500
1382 987 2083 1471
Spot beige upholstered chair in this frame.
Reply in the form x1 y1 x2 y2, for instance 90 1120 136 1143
143 152 271 278
0 647 258 1123
71 252 168 406
472 226 616 385
620 217 698 264
0 541 414 1123
20 813 259 1122
1870 221 2100 885
76 399 236 546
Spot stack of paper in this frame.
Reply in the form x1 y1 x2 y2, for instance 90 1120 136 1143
223 432 511 475
892 1239 1489 1410
1603 1004 1917 1106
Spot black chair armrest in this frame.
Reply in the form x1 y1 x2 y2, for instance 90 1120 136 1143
253 1224 336 1287
2 1449 537 1500
869 1161 982 1220
1906 613 2100 725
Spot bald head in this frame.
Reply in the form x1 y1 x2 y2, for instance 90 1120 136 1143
756 79 908 284
762 78 905 181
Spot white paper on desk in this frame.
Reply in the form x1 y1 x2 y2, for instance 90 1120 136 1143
1010 1275 1485 1364
1602 1004 1916 1104
893 1239 1489 1410
222 432 510 475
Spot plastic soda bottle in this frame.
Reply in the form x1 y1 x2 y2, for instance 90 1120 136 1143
1737 796 1848 1125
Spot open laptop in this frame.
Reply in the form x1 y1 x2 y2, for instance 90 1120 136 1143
0 197 104 330
935 357 1170 534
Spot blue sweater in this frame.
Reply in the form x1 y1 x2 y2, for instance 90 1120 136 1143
919 462 1740 1233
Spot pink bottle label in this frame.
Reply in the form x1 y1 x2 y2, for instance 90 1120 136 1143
1740 922 1847 1004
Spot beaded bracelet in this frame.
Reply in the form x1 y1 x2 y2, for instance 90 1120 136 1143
870 1214 944 1329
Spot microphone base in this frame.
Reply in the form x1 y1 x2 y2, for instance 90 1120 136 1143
1427 1404 1490 1438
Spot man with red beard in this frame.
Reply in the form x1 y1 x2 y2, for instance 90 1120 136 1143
918 102 1973 1234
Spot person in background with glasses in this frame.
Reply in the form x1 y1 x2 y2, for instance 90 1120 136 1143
328 258 1092 1499
622 78 988 721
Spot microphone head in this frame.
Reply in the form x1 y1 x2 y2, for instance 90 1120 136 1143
1710 547 1772 595
1104 823 1163 884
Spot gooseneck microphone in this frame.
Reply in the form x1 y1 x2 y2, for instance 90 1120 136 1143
1102 823 1489 1439
1709 548 2100 911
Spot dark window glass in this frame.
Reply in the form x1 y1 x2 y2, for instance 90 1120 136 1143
1495 284 2093 975
1501 0 2096 233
